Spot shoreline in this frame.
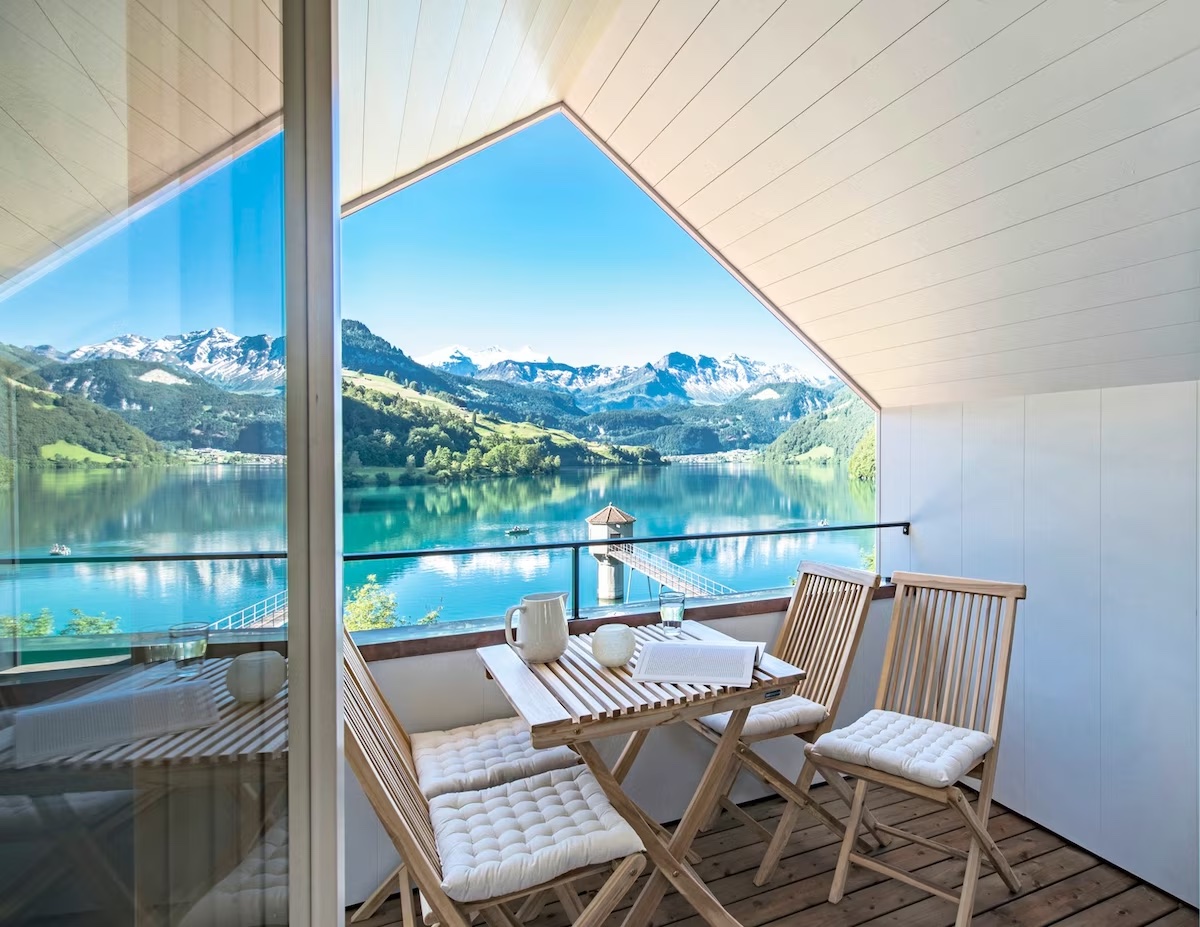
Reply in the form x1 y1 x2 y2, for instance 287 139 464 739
662 449 762 465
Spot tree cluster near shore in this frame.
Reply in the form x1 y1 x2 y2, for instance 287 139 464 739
0 608 121 637
343 575 441 630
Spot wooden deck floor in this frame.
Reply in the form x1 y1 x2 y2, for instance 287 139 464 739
349 783 1198 927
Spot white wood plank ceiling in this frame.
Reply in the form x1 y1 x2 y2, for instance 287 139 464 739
4 0 1199 407
566 0 1200 407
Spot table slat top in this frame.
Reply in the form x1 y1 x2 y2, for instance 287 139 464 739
478 621 805 747
0 658 288 772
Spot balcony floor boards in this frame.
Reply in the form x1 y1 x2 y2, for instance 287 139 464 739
349 783 1199 927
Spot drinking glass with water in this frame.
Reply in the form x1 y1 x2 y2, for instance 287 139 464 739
658 589 685 637
170 623 209 677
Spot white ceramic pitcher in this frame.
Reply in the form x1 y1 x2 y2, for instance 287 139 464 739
504 592 569 663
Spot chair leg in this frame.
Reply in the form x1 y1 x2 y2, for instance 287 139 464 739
754 761 816 886
514 890 550 922
553 884 585 920
819 765 889 849
948 789 1020 892
573 854 645 927
829 777 868 904
353 863 406 924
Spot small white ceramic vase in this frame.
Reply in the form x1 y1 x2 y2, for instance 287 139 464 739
225 651 287 704
591 624 636 668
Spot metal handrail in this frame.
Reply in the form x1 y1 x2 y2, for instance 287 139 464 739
344 520 910 619
209 589 290 631
1 521 911 622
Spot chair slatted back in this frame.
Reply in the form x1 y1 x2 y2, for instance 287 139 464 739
345 629 414 759
774 561 881 713
343 633 466 927
877 572 1026 739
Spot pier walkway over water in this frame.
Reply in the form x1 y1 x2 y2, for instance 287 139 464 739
606 543 735 598
210 590 289 631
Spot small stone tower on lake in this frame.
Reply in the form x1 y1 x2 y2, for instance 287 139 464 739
587 503 635 603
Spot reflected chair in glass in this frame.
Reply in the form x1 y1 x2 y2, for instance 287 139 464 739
343 634 647 927
804 572 1026 927
685 560 885 885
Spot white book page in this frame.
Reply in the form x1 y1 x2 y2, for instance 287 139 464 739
632 640 763 688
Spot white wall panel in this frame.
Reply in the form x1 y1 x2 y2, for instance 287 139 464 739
877 383 1200 903
1099 381 1199 902
878 406 911 577
961 397 1026 810
1023 389 1103 848
908 403 962 575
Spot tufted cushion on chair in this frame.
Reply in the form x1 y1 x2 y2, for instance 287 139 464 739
429 765 642 904
811 709 993 789
411 716 580 800
700 695 828 737
179 815 289 927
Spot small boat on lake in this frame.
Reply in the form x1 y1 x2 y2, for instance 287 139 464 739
49 543 71 556
505 526 531 536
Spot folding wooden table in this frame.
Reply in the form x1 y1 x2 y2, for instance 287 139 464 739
0 657 288 925
477 620 805 927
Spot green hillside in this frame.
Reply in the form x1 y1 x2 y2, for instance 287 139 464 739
342 372 662 484
342 320 585 430
569 381 835 454
0 358 165 471
764 387 875 466
42 358 284 453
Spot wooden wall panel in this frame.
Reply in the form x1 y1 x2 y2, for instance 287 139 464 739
681 0 1044 231
580 0 716 139
705 0 1151 253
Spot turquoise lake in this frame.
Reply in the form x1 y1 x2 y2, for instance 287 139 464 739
1 463 876 634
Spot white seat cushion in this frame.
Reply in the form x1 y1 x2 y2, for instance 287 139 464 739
429 765 642 904
700 695 828 737
412 716 580 800
180 815 289 927
810 709 994 789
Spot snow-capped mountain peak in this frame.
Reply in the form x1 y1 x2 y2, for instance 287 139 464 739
416 344 550 376
35 328 284 393
456 349 828 411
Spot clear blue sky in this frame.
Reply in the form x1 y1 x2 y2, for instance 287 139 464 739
0 134 287 349
1 114 826 371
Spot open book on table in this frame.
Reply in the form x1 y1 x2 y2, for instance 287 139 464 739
631 639 767 688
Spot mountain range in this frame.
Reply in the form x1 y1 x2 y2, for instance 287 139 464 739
31 328 827 412
34 329 285 393
13 320 854 461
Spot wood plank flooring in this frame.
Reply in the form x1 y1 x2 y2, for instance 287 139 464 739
348 783 1199 927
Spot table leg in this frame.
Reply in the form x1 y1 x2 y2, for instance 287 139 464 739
612 729 649 784
33 794 152 926
576 706 751 927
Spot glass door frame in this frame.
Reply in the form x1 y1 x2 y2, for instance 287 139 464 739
284 0 344 924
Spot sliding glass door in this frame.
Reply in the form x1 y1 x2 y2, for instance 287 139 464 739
0 1 340 924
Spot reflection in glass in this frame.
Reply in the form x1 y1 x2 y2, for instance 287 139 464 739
0 2 288 923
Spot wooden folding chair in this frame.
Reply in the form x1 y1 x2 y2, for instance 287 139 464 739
343 635 647 927
685 560 884 885
805 571 1027 927
343 632 581 923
